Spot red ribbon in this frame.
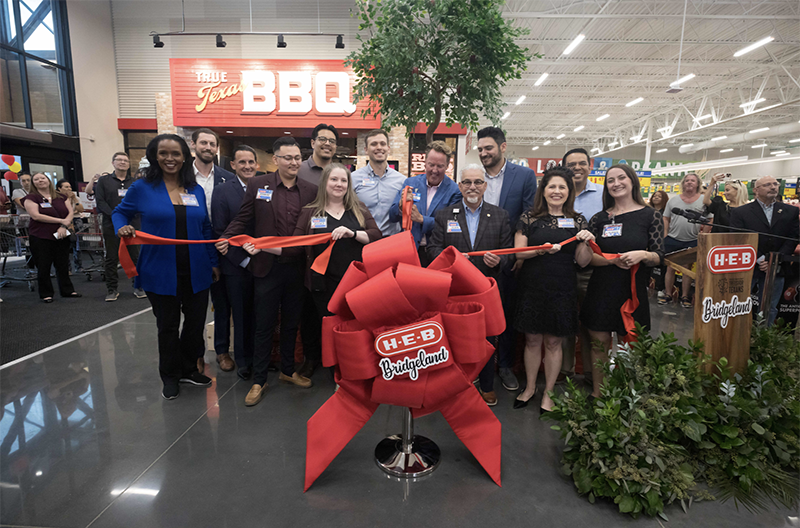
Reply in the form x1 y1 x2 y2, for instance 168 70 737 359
118 231 336 278
400 186 414 231
305 231 504 491
467 236 640 338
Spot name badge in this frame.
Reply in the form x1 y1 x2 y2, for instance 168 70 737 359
412 192 421 202
446 220 462 233
257 188 273 201
557 218 575 229
311 216 327 229
180 193 199 207
117 188 127 197
361 176 377 187
602 223 623 238
40 202 53 209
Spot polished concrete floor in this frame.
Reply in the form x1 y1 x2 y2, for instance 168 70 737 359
0 298 796 528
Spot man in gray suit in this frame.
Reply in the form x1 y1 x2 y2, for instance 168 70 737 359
428 164 513 406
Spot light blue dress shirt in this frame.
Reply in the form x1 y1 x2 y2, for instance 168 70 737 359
756 198 775 225
463 199 482 248
574 180 605 222
483 161 506 206
352 162 406 236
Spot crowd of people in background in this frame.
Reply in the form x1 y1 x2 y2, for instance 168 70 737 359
4 124 798 408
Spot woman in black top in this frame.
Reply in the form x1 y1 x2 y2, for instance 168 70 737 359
649 190 668 213
512 167 595 412
581 165 664 398
702 173 749 233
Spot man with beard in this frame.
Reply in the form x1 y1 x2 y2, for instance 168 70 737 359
298 123 338 187
352 129 406 236
476 126 537 392
191 128 235 374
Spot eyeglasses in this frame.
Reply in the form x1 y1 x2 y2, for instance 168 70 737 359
566 161 589 168
460 180 486 187
314 137 337 145
275 155 302 162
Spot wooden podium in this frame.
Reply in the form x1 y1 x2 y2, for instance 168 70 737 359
665 232 759 375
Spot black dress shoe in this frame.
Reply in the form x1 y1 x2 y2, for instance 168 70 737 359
298 359 320 379
68 292 82 298
237 366 253 381
41 297 54 303
513 389 536 410
539 407 552 416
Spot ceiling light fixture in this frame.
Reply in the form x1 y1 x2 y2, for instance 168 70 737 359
751 143 767 148
719 148 734 153
733 36 774 57
153 35 164 48
684 143 694 148
534 72 549 86
335 35 345 49
556 134 566 139
750 127 769 133
596 114 610 121
543 140 551 145
501 112 510 120
711 136 727 141
607 141 618 147
625 97 644 107
771 150 786 155
656 148 668 153
216 34 226 48
284 131 291 135
531 146 539 151
775 152 791 156
573 125 585 132
789 138 800 143
562 34 585 55
226 130 233 134
739 98 766 108
670 73 695 87
694 114 712 121
277 34 286 48
515 95 526 105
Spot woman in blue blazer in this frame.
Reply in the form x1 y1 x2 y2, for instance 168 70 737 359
113 134 219 400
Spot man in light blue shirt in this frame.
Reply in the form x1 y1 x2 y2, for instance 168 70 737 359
352 129 406 237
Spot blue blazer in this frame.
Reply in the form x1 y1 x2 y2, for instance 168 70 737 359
497 162 537 232
210 177 252 276
212 163 234 187
112 179 218 296
389 174 461 246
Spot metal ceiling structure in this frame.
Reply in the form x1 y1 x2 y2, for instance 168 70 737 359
491 0 800 159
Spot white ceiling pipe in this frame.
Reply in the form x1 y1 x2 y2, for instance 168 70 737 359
679 121 800 154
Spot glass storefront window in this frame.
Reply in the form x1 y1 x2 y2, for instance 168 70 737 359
22 1 58 64
1 0 17 42
26 57 64 133
0 49 25 127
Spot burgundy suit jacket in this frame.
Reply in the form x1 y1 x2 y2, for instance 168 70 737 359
222 171 318 278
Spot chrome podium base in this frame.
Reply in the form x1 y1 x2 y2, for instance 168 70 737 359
374 434 441 478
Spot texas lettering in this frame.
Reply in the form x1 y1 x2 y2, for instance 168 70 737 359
379 347 450 381
701 295 753 328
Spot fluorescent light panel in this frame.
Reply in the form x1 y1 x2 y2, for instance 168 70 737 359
573 125 585 132
751 143 767 148
771 151 786 155
531 146 539 151
501 112 510 120
775 152 791 156
596 114 610 121
670 73 695 86
556 134 565 139
607 141 618 147
684 143 694 147
515 95 526 105
656 148 668 153
789 138 800 143
733 36 774 57
739 98 766 108
750 127 769 133
625 97 644 107
534 72 548 86
719 148 734 153
543 140 551 145
562 34 585 55
711 136 727 141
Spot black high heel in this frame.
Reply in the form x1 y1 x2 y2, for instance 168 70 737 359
513 388 537 409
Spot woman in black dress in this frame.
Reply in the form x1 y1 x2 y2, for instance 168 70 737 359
513 167 595 412
581 164 664 397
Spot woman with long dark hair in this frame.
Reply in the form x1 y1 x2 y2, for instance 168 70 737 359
23 173 81 302
581 164 664 397
648 190 669 213
512 167 595 412
113 134 219 400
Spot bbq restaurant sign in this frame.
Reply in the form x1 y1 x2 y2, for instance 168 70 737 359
169 59 381 128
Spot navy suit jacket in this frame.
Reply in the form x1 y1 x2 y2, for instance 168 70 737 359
730 200 799 276
388 174 462 246
496 161 537 232
210 177 252 276
212 164 234 187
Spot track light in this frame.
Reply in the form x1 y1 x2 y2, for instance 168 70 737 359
277 35 286 48
216 34 226 48
335 35 345 49
153 35 164 48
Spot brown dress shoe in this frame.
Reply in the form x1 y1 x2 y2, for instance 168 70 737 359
279 372 313 388
217 353 235 372
480 390 498 406
245 383 268 406
197 358 205 373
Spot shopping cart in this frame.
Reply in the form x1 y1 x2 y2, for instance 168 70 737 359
0 214 36 291
75 213 105 282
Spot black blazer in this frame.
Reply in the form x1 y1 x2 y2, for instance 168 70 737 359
730 200 799 276
211 177 252 276
428 201 513 277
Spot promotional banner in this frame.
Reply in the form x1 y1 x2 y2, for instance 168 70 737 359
169 59 381 129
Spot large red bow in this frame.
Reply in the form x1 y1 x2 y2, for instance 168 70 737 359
305 231 504 491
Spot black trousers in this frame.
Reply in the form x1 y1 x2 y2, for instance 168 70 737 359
497 271 519 369
103 223 139 292
225 272 255 370
253 262 304 385
210 276 231 358
146 275 209 386
301 287 322 363
29 235 75 299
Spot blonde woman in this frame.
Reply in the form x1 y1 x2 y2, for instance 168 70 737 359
703 173 749 233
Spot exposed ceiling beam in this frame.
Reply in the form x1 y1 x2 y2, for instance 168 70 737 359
505 13 800 20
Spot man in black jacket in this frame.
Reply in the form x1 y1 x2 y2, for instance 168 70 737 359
730 176 799 325
428 164 512 406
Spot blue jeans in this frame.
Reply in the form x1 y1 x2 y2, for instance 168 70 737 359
751 269 785 326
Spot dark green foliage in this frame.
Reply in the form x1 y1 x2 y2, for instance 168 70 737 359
545 322 800 519
346 0 535 143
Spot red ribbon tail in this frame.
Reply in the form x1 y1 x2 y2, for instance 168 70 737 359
119 236 138 278
620 263 640 338
437 388 502 486
304 389 378 492
400 186 413 232
310 240 336 275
